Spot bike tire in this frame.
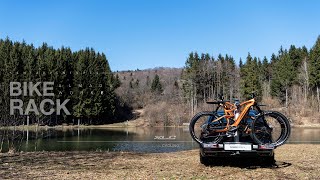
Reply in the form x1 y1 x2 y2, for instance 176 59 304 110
270 111 291 146
251 111 291 147
189 111 224 144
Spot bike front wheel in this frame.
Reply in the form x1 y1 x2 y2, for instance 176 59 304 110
189 111 225 144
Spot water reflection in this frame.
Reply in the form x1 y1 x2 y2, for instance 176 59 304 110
288 127 320 143
1 127 319 153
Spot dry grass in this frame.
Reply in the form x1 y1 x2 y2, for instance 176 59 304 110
144 101 189 126
260 97 320 125
142 96 320 128
0 144 319 179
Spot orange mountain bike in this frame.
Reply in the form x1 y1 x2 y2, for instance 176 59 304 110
189 94 291 148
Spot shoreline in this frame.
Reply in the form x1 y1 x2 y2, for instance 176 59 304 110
0 144 319 179
1 120 320 131
1 109 320 130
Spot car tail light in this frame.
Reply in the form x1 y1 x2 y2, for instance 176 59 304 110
202 143 220 148
258 144 275 150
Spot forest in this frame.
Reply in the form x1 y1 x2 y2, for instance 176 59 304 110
0 38 127 127
1 36 320 127
117 36 320 126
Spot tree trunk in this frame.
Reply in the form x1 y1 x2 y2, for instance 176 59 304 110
303 58 309 103
194 85 197 113
317 86 320 112
191 82 194 116
285 88 288 108
211 84 214 99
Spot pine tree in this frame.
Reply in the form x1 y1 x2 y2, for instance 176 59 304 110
239 58 243 68
261 56 270 81
240 53 262 101
309 36 320 111
270 49 295 107
151 74 163 93
112 74 121 89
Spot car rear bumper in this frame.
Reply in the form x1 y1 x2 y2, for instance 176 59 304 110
200 143 274 157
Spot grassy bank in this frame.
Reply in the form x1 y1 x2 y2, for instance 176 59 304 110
0 144 319 179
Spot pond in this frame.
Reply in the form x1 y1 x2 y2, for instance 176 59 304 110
2 127 320 153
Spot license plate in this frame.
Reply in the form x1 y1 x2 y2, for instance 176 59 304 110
224 143 252 151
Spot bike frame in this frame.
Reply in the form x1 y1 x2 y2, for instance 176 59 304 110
210 98 256 133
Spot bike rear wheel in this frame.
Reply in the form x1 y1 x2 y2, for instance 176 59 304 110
189 111 225 144
251 111 291 147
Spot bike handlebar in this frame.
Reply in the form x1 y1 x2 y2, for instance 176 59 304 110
206 101 226 104
207 94 259 106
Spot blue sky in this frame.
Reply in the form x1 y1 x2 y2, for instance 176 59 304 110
1 0 320 71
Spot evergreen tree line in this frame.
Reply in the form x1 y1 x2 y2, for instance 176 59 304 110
0 38 127 126
182 36 320 113
181 52 238 114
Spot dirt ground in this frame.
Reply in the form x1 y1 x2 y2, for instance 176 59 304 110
0 144 319 179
